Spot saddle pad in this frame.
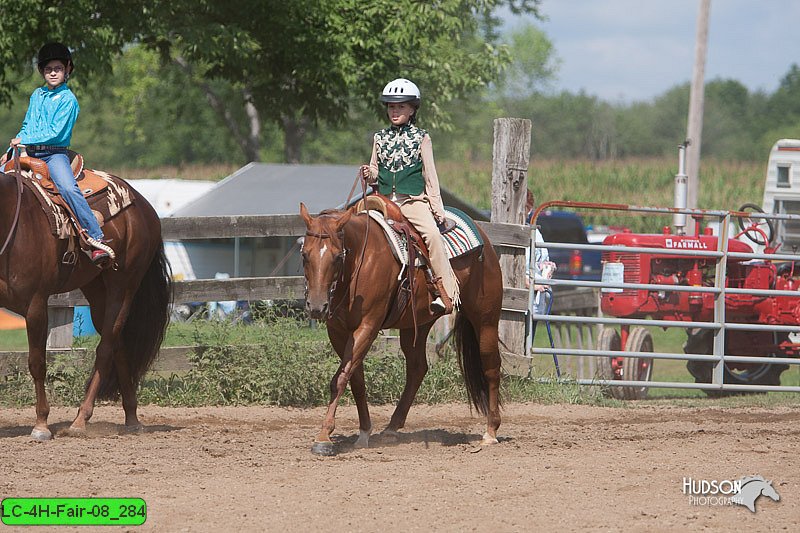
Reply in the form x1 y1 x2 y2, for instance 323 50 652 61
24 170 135 239
440 207 484 258
365 206 484 267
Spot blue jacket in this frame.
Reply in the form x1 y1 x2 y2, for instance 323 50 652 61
16 83 79 147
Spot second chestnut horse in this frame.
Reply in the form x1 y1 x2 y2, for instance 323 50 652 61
299 202 503 456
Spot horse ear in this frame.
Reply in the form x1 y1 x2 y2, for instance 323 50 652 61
335 210 352 231
299 202 312 227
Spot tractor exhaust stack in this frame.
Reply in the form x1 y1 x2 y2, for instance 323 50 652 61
673 140 690 235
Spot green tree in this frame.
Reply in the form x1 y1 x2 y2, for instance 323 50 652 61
0 0 542 163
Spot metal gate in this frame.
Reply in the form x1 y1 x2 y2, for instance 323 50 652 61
529 202 800 395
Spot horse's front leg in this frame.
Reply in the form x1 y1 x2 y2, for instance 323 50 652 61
25 297 52 441
312 325 378 456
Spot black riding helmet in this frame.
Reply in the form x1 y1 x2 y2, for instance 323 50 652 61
37 42 73 72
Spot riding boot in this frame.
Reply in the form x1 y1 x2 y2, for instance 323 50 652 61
430 276 453 315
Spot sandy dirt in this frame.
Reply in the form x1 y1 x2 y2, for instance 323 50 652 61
1 402 798 532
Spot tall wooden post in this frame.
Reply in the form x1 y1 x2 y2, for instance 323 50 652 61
491 118 531 368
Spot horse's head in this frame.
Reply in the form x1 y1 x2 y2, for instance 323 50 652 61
299 203 352 320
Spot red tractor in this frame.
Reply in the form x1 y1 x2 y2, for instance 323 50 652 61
597 205 799 398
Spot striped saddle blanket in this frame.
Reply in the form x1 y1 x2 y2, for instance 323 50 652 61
366 206 483 267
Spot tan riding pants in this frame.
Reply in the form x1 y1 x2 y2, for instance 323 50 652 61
400 198 460 307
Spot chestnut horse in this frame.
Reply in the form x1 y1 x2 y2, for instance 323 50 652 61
299 202 503 456
0 165 171 440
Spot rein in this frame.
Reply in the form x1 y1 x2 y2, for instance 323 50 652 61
0 148 24 256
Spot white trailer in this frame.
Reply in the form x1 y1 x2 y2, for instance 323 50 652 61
761 139 800 249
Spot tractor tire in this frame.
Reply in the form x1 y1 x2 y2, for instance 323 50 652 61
621 327 654 400
596 327 653 400
596 328 624 399
684 329 789 397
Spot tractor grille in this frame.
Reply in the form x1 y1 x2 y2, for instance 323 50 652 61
620 253 641 295
604 252 641 295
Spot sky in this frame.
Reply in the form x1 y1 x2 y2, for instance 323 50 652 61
503 0 800 103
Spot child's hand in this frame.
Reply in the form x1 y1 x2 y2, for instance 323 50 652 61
359 165 371 181
10 138 21 147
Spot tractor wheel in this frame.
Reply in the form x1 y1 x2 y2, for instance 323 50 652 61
596 328 625 399
684 329 789 397
621 327 654 400
597 327 654 400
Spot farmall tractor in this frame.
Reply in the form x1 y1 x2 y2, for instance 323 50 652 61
592 145 799 399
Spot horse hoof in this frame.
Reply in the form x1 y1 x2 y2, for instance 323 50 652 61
381 429 400 439
354 431 370 449
311 441 336 456
64 426 86 437
481 433 499 445
30 428 52 441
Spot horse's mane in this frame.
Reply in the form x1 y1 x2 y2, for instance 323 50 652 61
318 208 348 217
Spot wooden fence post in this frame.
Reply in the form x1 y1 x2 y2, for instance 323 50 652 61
491 118 531 372
46 307 74 349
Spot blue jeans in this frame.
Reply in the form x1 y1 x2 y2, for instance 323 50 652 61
33 150 104 240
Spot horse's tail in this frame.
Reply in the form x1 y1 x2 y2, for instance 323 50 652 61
97 242 172 400
453 312 496 415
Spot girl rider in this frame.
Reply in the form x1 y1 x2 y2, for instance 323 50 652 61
360 78 459 314
11 42 111 264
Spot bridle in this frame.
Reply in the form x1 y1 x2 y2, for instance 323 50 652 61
0 148 24 256
304 227 348 320
304 174 372 321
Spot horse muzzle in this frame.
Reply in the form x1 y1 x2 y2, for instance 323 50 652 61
305 299 329 320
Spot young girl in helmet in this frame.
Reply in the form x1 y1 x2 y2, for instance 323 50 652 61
10 42 111 264
360 78 459 314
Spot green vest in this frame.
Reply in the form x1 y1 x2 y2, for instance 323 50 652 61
375 124 426 196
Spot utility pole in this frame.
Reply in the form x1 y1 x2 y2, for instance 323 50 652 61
686 0 711 208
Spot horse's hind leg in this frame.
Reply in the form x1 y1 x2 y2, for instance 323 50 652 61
479 321 502 445
385 323 433 434
84 279 142 429
25 296 52 440
71 281 139 431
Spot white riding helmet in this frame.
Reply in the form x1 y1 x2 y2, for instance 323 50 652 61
380 78 421 107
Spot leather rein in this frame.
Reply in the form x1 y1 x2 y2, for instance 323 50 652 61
306 173 372 321
0 149 24 256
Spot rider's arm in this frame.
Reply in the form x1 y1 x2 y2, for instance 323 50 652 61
14 91 36 143
364 135 379 183
421 134 446 223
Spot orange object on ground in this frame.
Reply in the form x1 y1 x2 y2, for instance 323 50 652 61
0 309 26 330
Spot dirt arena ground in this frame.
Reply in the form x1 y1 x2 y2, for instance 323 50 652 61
1 402 798 532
